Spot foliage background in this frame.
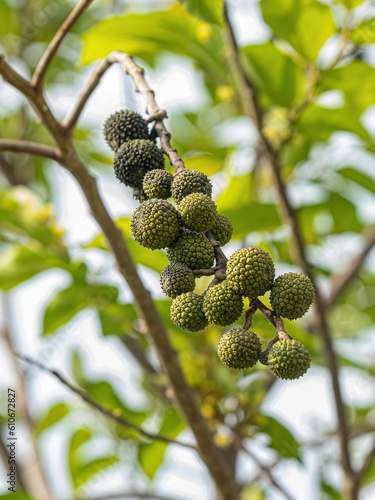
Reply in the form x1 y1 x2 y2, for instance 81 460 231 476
0 0 375 499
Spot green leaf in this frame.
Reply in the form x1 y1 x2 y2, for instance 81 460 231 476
241 42 305 107
216 173 281 238
338 167 375 193
351 18 375 44
255 414 301 461
0 245 71 291
319 60 375 116
36 403 70 435
0 494 33 500
139 407 185 479
177 0 224 26
73 456 118 490
260 0 336 61
81 6 225 81
340 0 364 8
99 302 137 336
321 482 341 499
42 282 118 336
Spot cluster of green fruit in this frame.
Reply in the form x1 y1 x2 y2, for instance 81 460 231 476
104 110 315 380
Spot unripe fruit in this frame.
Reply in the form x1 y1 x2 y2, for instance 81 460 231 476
203 282 243 326
217 328 261 369
167 232 214 270
103 110 149 152
227 247 275 297
270 272 315 320
170 292 208 332
160 263 195 298
178 193 217 232
171 169 212 202
267 339 310 380
114 139 164 189
210 214 233 246
131 199 180 250
143 169 173 200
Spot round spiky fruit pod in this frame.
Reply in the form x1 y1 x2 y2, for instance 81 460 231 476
171 169 212 203
217 328 261 369
167 232 214 270
113 139 164 189
267 339 310 380
178 193 217 232
270 272 315 320
143 169 173 200
227 247 275 297
131 199 180 250
103 110 149 152
203 283 243 326
160 263 195 298
210 214 233 246
170 292 208 332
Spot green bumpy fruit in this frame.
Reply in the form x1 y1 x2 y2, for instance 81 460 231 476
171 169 212 202
217 328 261 369
170 292 208 332
167 232 214 270
113 139 164 189
267 339 311 380
143 169 173 200
210 214 233 246
270 272 315 320
103 110 149 152
227 247 275 297
178 193 217 232
131 199 180 250
203 283 243 326
160 263 195 298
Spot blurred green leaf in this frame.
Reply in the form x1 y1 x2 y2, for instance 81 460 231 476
36 403 70 435
321 482 341 499
255 414 301 461
99 302 137 336
260 0 336 61
177 0 224 27
241 42 305 107
351 18 375 44
0 245 71 291
139 407 185 479
42 282 119 336
81 6 225 82
0 494 33 500
338 167 375 193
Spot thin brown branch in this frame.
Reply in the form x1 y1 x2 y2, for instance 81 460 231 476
223 6 354 493
0 139 61 161
31 0 94 89
17 353 196 451
327 227 375 307
357 438 375 482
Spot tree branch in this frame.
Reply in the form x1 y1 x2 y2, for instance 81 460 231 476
16 353 196 450
356 437 375 483
327 227 375 307
223 5 354 493
31 0 94 89
0 139 61 161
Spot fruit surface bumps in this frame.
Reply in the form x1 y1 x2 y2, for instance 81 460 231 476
143 169 173 200
270 272 315 320
167 232 215 270
217 328 261 369
113 139 164 189
227 247 275 297
210 213 233 246
103 110 149 152
131 199 180 250
203 282 243 326
170 292 208 332
171 169 212 202
178 193 217 232
267 339 311 380
160 263 195 298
